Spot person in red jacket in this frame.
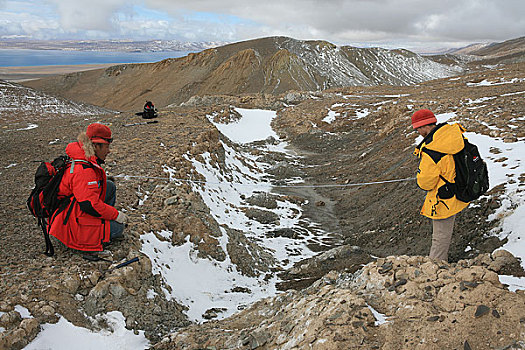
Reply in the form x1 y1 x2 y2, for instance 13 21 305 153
49 123 127 252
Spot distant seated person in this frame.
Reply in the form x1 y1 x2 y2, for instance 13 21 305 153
143 101 157 119
48 123 127 252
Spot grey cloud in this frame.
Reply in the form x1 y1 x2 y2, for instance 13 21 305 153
6 0 525 47
48 0 133 31
144 0 525 44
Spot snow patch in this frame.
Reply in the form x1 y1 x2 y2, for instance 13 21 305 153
207 108 278 144
499 275 525 292
146 289 158 300
467 78 524 87
465 133 525 269
16 123 38 131
140 233 277 322
355 108 370 119
147 109 332 322
367 304 390 326
14 305 32 318
25 312 148 350
322 110 337 124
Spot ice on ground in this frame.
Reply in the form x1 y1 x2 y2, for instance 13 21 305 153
207 108 279 144
25 311 149 350
436 112 456 123
0 80 110 116
146 289 158 300
153 140 328 322
144 109 331 322
322 110 337 124
501 90 525 97
499 275 525 292
367 304 390 326
466 96 497 105
467 78 524 87
140 233 276 322
16 123 38 131
14 305 32 318
323 104 370 124
355 108 370 119
466 132 525 269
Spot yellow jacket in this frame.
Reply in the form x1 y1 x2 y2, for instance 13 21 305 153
414 123 469 219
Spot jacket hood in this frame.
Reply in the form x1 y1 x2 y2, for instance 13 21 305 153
66 141 97 163
415 123 465 156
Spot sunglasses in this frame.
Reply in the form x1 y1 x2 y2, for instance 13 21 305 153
100 137 113 143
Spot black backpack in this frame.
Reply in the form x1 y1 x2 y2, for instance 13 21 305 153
27 155 72 256
439 139 489 203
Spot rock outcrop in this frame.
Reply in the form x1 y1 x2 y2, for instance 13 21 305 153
154 252 525 350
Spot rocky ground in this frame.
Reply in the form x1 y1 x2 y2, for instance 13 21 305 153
154 252 525 350
0 61 524 349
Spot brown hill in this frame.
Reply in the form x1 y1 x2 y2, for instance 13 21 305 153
469 36 525 57
23 37 459 111
449 37 525 66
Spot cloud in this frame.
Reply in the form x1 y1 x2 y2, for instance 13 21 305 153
1 0 524 48
47 0 134 31
141 0 525 44
0 9 63 40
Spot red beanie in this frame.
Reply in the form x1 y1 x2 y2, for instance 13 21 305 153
411 109 437 129
86 123 113 144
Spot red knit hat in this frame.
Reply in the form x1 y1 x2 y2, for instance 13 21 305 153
411 109 437 129
86 123 113 144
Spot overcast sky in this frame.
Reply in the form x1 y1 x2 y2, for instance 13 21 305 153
1 0 524 51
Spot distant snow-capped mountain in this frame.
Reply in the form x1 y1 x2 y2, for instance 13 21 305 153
0 39 228 52
24 36 462 110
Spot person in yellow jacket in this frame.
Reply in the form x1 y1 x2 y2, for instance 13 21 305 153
412 109 469 261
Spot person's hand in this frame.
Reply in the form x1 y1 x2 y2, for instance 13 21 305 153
115 211 128 224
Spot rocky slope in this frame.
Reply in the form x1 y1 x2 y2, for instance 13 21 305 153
23 36 460 111
467 36 525 60
436 36 525 67
155 252 525 350
1 59 524 349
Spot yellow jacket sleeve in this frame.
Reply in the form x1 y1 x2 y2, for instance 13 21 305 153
417 152 440 191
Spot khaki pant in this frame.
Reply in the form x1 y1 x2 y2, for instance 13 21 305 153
429 215 456 261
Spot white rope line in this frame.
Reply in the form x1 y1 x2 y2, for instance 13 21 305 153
113 174 415 188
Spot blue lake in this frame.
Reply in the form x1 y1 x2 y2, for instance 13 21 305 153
0 49 194 67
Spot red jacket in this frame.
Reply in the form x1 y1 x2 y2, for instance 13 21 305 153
48 141 118 251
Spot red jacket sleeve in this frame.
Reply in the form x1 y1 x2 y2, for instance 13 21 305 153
71 166 119 221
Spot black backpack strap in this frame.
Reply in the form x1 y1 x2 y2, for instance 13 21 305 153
63 197 76 225
38 217 54 257
439 174 450 184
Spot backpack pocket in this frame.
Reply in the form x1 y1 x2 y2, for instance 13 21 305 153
438 183 455 199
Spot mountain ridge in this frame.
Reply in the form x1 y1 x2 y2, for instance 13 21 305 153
23 36 461 111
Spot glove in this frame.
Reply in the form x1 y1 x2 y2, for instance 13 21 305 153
115 211 128 224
